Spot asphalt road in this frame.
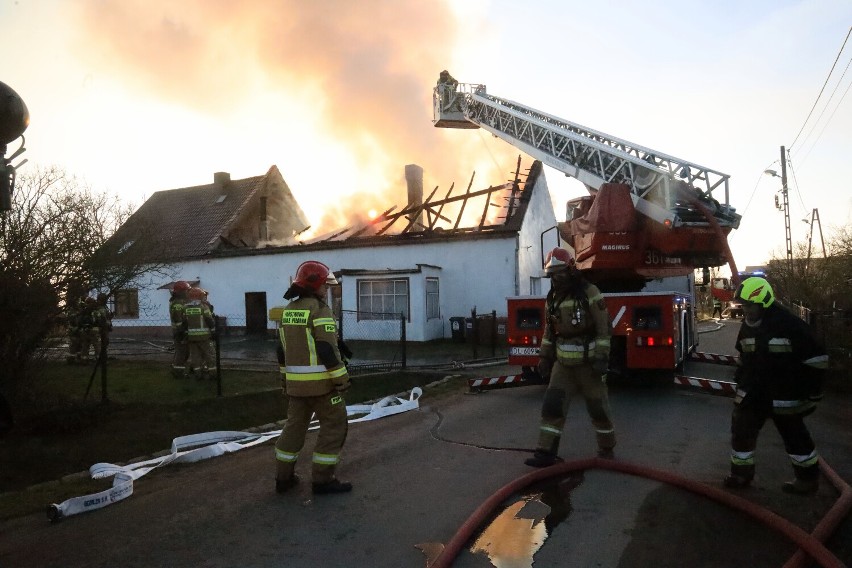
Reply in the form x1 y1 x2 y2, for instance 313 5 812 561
2 319 850 568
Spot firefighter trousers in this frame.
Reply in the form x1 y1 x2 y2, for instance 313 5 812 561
730 397 819 481
172 335 188 376
536 361 616 455
187 339 214 376
275 391 348 484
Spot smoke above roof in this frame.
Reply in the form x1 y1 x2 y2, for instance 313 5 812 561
67 0 518 236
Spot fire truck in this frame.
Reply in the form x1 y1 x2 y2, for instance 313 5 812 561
434 79 742 379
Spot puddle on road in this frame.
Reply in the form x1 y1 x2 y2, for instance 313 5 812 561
469 474 582 568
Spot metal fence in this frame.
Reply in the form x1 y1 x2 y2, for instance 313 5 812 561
804 310 852 381
65 307 510 374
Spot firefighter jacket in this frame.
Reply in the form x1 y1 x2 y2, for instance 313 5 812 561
734 304 828 414
170 296 187 339
539 280 612 367
66 300 85 337
278 296 349 397
184 300 215 342
92 305 112 333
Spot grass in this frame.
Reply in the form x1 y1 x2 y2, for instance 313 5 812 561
0 359 468 521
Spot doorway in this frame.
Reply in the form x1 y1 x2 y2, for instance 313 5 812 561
245 292 268 335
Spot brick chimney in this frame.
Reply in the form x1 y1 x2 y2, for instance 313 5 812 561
214 171 230 190
405 164 424 230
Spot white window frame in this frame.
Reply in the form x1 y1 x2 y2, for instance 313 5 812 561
426 277 440 320
357 278 410 321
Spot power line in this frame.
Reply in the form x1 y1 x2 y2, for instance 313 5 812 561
728 161 777 246
789 26 852 151
797 69 852 167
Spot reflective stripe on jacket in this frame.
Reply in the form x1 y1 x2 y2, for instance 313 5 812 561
540 282 612 366
734 304 827 411
184 301 214 341
280 296 348 397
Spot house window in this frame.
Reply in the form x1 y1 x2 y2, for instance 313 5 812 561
114 289 139 319
358 279 409 321
530 276 542 295
426 277 440 319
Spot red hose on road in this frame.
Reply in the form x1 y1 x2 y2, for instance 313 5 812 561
430 457 848 568
784 459 852 568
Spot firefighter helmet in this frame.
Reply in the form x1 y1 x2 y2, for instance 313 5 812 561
173 280 191 293
293 261 333 291
188 287 206 301
735 277 775 308
543 247 575 274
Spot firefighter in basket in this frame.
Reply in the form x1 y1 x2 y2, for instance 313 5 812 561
525 247 616 467
274 261 353 495
723 277 829 494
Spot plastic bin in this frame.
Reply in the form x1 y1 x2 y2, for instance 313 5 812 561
450 317 466 343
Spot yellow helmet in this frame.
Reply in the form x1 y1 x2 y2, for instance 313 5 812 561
735 277 774 308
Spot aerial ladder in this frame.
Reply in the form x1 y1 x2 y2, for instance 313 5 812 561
433 80 741 285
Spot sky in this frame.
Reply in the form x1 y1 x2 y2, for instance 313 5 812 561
2 0 851 272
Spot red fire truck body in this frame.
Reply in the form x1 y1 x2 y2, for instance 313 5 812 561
507 289 696 376
434 78 741 379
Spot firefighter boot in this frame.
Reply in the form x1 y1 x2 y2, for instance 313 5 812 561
275 474 301 494
723 474 753 489
524 450 563 468
312 478 353 494
782 478 819 495
597 448 615 460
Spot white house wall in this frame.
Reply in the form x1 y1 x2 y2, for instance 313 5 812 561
130 169 559 342
517 171 558 296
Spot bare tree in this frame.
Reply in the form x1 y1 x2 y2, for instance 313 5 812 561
0 167 169 422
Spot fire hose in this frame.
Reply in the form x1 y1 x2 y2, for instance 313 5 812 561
431 456 851 568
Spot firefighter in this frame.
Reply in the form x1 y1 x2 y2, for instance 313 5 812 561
169 281 191 377
723 277 828 494
77 297 99 362
65 295 86 364
525 247 616 467
184 286 216 379
712 297 723 319
94 292 113 357
436 69 459 110
274 260 352 495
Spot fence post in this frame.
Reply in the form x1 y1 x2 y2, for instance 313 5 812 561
491 309 497 358
400 312 407 370
471 307 478 360
215 331 222 397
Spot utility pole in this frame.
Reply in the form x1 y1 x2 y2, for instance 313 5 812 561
779 146 792 267
805 208 826 271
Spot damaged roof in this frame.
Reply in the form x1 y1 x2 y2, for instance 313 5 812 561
300 158 541 246
100 165 304 263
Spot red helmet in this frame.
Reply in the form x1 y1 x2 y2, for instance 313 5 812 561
544 247 575 274
173 280 191 292
187 287 206 301
293 261 336 291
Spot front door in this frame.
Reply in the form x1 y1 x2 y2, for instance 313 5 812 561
245 292 268 335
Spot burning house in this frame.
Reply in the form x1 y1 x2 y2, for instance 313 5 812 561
99 159 558 342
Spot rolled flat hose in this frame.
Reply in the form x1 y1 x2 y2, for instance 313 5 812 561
430 457 848 568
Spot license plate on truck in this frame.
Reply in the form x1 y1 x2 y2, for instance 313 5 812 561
510 347 539 356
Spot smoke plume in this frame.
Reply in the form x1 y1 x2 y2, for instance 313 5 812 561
68 0 519 235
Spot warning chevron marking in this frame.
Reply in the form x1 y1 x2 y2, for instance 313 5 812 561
468 375 526 391
689 352 739 366
673 375 736 396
